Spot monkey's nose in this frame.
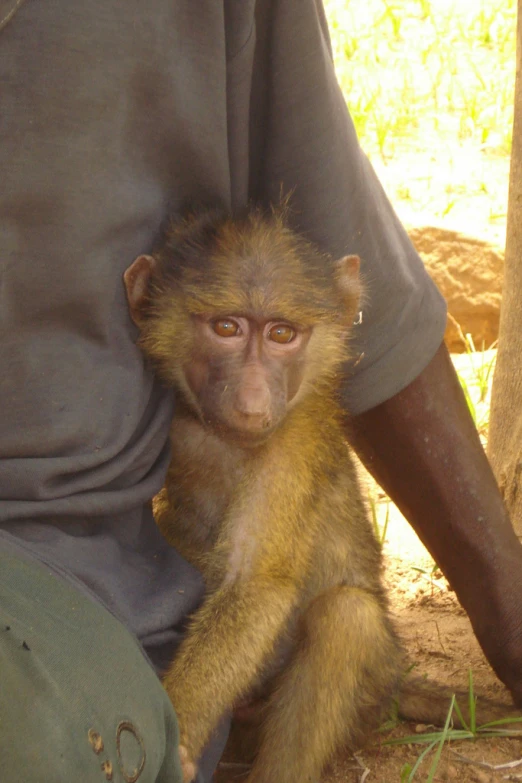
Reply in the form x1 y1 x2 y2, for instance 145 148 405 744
235 386 271 419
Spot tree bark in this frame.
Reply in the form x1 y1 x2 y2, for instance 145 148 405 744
488 0 522 535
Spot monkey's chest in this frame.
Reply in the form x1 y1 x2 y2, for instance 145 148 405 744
167 416 247 553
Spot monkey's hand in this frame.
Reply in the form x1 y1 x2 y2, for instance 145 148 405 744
178 743 197 783
164 576 299 766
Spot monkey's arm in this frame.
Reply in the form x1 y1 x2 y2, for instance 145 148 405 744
348 341 522 705
162 438 317 767
163 574 299 767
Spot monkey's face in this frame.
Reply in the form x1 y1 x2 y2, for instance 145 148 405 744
182 313 311 445
124 210 363 449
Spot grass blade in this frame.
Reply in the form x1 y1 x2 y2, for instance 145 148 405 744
426 695 456 782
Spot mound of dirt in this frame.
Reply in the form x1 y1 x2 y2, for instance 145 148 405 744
409 226 504 353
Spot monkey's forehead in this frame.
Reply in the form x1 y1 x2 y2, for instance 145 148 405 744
178 276 343 324
181 258 342 318
156 210 352 320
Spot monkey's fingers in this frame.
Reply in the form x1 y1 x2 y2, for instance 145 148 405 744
178 743 197 783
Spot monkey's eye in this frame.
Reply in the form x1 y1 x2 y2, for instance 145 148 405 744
212 319 240 337
268 324 296 344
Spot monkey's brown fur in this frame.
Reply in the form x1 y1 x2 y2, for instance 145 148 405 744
124 209 519 783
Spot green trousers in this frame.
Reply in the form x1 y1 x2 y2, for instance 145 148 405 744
0 549 183 783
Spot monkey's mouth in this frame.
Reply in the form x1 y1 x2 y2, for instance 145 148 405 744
205 414 276 447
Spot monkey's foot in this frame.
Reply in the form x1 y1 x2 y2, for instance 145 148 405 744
179 743 197 783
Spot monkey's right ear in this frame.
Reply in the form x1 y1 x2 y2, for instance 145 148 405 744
123 254 157 326
333 255 363 322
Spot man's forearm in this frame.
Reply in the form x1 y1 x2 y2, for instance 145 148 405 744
348 342 522 703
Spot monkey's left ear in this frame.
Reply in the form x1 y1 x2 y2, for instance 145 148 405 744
124 254 157 326
333 255 363 322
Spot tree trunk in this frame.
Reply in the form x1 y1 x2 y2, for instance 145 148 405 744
488 0 522 535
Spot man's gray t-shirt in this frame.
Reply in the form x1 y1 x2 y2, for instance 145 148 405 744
0 0 446 657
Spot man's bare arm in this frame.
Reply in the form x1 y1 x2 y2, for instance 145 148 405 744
349 342 522 704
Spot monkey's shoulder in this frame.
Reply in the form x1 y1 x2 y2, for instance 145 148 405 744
281 394 357 478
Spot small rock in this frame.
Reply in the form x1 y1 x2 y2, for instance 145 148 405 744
471 770 491 783
440 764 458 781
415 723 429 733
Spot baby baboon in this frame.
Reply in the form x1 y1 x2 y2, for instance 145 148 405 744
124 207 516 783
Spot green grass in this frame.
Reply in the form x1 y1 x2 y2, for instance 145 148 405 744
411 561 442 586
324 0 515 239
385 671 522 781
325 0 516 161
368 490 390 546
454 333 497 433
461 333 497 403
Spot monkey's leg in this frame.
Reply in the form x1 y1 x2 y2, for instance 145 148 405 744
246 585 401 783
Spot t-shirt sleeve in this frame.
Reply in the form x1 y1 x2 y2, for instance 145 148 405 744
251 0 447 414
